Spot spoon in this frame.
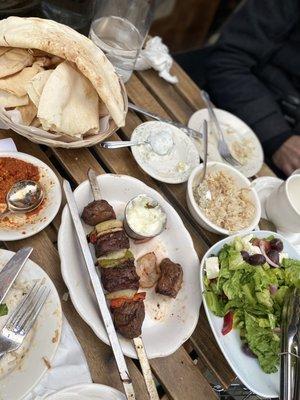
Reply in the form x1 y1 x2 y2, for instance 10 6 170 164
194 120 212 204
3 180 44 214
100 130 174 156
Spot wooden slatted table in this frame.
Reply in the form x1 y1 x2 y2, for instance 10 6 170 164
0 63 276 400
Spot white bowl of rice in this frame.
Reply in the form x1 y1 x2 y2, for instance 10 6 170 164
187 162 261 235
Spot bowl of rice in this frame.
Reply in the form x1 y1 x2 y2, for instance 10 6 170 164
187 162 261 235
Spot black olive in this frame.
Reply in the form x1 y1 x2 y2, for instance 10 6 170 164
241 250 250 261
248 254 266 266
267 249 280 265
270 238 283 252
241 343 257 358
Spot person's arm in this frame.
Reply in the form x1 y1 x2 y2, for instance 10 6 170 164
206 0 300 170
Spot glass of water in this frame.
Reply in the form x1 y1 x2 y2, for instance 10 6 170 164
89 0 155 83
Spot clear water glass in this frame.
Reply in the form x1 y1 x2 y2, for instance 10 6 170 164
89 0 155 83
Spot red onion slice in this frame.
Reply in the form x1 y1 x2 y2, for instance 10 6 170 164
259 240 280 268
269 284 278 295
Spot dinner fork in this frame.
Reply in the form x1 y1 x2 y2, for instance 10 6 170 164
0 281 50 358
200 90 241 167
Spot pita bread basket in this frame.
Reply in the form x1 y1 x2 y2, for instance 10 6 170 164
0 17 128 149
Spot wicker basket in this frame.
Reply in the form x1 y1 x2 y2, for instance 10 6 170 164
0 81 128 149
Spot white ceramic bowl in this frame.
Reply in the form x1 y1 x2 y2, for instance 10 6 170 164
186 161 261 235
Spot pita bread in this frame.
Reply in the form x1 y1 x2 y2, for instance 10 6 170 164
0 47 11 56
16 100 37 125
27 69 52 107
0 90 28 107
0 63 43 97
0 48 33 78
38 61 99 137
0 17 125 127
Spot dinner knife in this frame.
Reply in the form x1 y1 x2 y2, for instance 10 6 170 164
88 169 160 400
63 180 136 400
0 247 33 304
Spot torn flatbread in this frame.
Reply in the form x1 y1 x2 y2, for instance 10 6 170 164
0 90 28 107
38 61 99 137
0 63 43 97
16 100 37 125
0 48 33 78
0 17 125 126
27 69 52 107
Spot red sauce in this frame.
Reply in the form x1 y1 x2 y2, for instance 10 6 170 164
0 157 40 203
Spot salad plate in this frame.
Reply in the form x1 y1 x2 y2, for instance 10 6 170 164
200 230 300 398
58 174 201 359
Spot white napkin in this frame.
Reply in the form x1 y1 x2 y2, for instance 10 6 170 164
135 36 178 84
26 316 92 400
0 139 92 399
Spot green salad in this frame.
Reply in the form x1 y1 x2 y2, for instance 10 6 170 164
204 234 300 374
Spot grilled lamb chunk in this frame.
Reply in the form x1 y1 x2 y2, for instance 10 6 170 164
95 230 129 257
100 262 139 293
81 200 116 226
112 300 145 339
156 258 183 298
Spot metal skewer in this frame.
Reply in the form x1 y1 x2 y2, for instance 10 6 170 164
63 179 135 400
88 169 160 400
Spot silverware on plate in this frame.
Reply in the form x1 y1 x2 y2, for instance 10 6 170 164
200 90 241 167
128 102 202 140
63 178 136 400
0 247 33 303
87 169 159 400
0 281 50 359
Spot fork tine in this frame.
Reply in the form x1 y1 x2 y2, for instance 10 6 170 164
20 286 50 335
15 284 46 330
6 281 40 327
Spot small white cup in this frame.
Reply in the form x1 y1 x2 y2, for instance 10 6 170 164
265 174 300 233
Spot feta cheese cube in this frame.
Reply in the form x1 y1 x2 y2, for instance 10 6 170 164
206 257 220 280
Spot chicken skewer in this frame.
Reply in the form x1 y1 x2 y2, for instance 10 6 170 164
86 168 159 400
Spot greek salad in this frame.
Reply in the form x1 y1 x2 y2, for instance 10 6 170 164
204 234 300 374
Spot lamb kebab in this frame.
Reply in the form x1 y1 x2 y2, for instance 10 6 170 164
82 196 146 339
83 169 159 400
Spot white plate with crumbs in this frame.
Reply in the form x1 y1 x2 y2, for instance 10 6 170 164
0 249 62 400
188 108 264 178
131 121 200 184
58 174 202 359
44 383 126 399
0 152 62 241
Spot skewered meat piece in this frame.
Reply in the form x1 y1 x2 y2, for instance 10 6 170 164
95 230 129 257
112 300 145 339
81 200 116 226
136 252 160 288
156 258 183 298
100 262 139 293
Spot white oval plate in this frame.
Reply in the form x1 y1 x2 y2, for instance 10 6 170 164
188 109 264 177
0 152 62 241
44 383 126 400
200 230 300 398
0 249 62 400
58 174 201 359
131 121 199 184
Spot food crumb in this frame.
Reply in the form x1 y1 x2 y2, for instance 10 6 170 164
42 356 51 369
52 329 59 343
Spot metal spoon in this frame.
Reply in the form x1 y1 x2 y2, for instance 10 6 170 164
100 130 174 156
194 120 212 205
4 180 44 213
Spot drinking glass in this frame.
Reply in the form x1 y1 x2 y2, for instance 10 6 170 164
89 0 155 83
